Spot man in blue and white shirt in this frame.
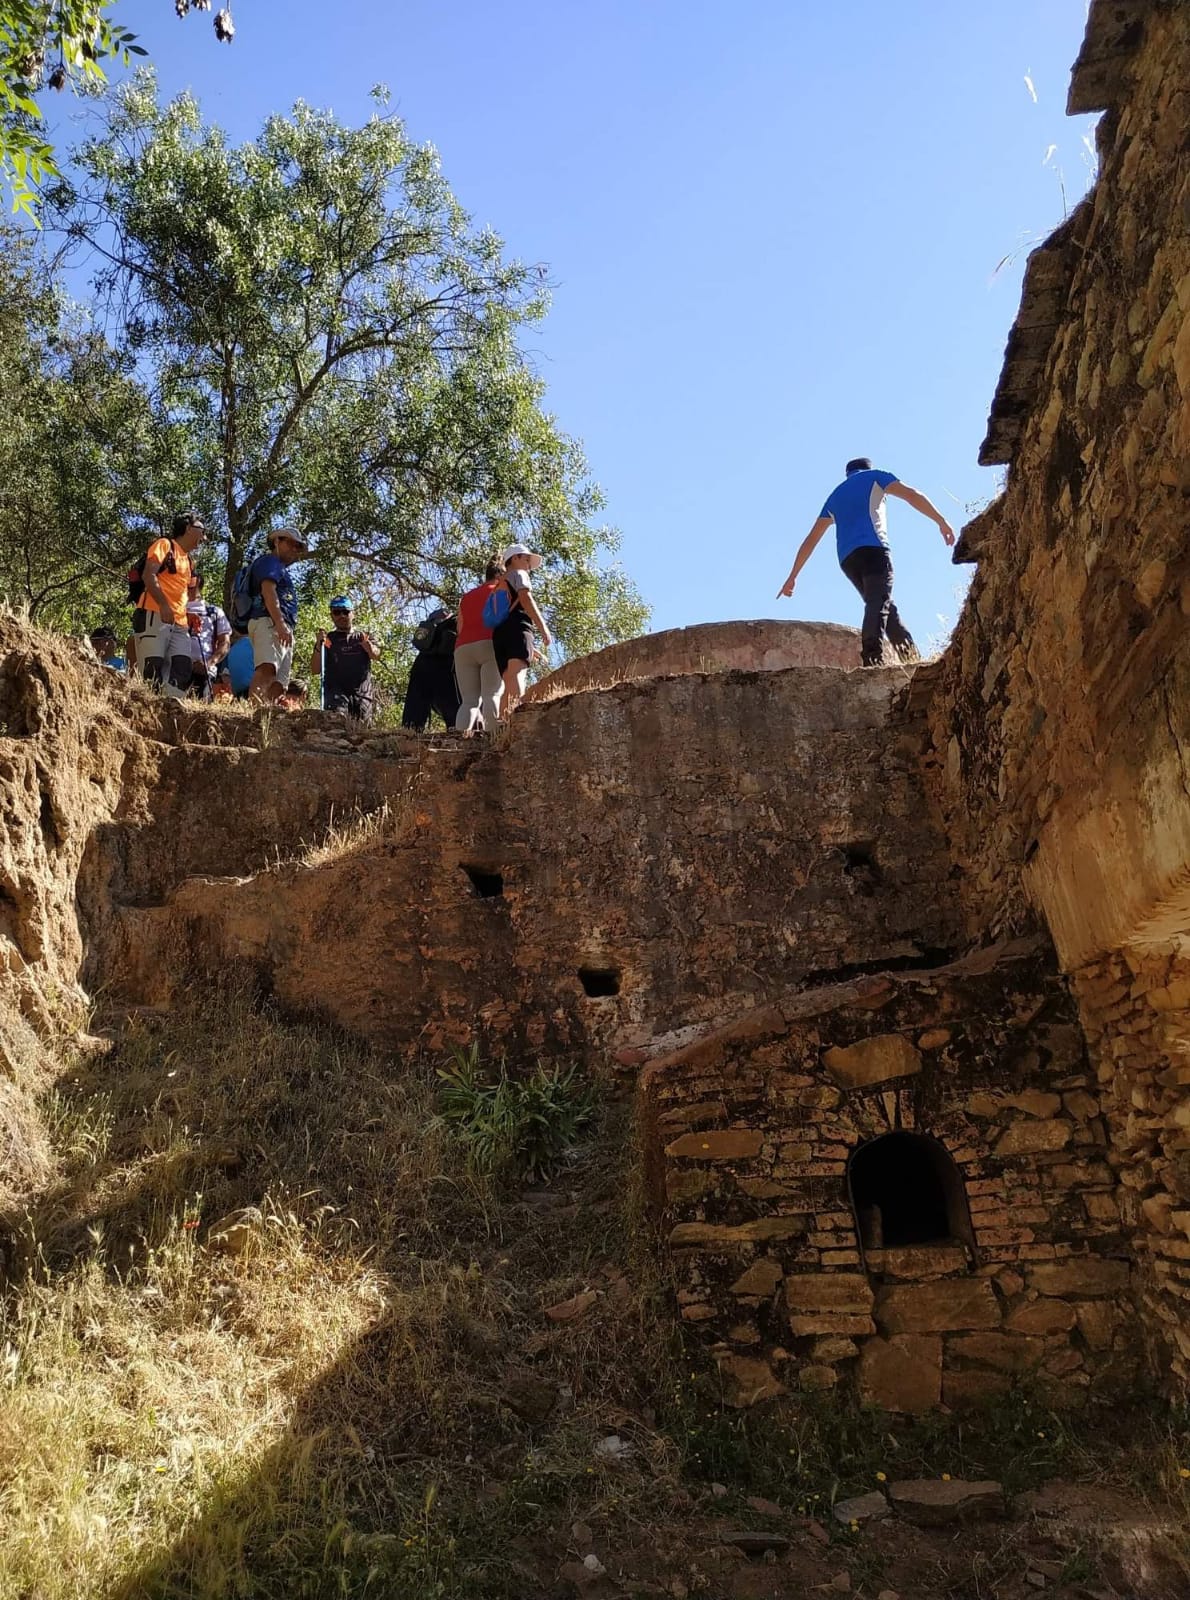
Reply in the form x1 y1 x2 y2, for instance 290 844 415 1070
185 573 232 700
777 458 955 667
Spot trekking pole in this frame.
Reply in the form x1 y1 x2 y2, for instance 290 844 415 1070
195 629 211 701
320 634 326 711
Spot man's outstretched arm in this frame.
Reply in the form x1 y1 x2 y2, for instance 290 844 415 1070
885 481 955 546
777 515 832 597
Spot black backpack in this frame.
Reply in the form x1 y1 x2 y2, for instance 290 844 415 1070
229 562 257 627
128 540 178 604
412 607 457 657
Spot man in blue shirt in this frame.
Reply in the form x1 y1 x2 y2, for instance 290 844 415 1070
777 458 955 667
245 527 309 702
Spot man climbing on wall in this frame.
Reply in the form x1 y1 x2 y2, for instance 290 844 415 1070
777 459 955 667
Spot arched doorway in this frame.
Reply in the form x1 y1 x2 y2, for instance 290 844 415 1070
847 1133 975 1259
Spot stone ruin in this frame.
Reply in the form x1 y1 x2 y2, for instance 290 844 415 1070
2 0 1189 1416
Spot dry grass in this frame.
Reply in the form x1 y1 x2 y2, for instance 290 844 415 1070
2 986 1189 1599
0 984 674 1599
299 799 400 867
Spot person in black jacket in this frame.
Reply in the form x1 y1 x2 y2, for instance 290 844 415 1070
310 596 381 721
401 605 462 730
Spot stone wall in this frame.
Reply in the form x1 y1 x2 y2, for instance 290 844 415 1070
1070 947 1190 1388
113 661 962 1060
639 943 1134 1409
526 619 860 705
918 0 1190 1391
923 0 1190 964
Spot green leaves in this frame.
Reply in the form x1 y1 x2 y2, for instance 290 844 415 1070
51 78 649 655
0 1 224 218
0 222 201 624
436 1045 596 1182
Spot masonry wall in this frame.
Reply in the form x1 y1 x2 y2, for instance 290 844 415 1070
921 1 1190 1389
113 661 964 1060
639 945 1134 1410
1070 947 1190 1388
924 2 1190 961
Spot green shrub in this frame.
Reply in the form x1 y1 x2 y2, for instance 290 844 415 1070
436 1046 595 1181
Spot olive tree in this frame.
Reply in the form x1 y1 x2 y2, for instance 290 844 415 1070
50 78 648 655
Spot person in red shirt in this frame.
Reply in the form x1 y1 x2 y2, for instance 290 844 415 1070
453 560 505 735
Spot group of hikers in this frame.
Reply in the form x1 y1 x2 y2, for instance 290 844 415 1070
89 515 553 734
86 460 953 723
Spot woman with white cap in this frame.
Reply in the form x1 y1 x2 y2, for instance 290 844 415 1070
492 543 552 717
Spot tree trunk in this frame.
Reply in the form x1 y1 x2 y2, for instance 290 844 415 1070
224 524 247 616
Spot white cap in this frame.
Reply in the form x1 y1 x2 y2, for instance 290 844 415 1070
501 543 543 570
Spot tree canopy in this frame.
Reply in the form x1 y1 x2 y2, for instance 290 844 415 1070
45 77 647 658
0 226 196 627
1 1 231 219
0 77 647 701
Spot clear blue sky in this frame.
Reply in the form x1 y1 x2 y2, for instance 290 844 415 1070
63 0 1098 645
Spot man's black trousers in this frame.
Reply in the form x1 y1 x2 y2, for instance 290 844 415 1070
401 652 462 730
840 546 918 668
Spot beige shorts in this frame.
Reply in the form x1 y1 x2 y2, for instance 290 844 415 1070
248 616 293 687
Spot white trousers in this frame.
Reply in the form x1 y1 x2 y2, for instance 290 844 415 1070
138 614 193 700
453 640 502 732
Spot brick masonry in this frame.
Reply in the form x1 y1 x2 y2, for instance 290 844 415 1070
640 944 1135 1409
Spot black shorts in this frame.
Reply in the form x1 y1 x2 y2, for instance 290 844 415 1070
492 615 535 673
325 687 375 722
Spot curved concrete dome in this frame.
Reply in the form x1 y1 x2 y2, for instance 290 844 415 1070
525 618 861 705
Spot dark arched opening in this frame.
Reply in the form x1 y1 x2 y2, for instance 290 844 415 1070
848 1133 974 1256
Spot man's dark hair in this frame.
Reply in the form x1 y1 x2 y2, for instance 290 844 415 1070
845 457 872 476
172 511 204 539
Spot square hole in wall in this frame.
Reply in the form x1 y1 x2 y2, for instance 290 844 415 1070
462 865 504 899
578 967 620 998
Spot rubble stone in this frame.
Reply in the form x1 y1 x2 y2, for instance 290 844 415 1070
888 1478 1005 1526
874 1280 1000 1335
822 1034 922 1089
857 1335 942 1413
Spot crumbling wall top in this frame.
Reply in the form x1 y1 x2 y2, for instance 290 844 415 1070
525 618 860 705
1068 0 1149 115
978 0 1150 470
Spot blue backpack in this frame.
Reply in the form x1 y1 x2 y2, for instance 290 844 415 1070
481 581 517 630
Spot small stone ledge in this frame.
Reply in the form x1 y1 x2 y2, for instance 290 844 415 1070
1067 0 1148 115
979 205 1092 468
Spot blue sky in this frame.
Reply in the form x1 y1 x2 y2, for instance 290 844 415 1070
59 0 1098 645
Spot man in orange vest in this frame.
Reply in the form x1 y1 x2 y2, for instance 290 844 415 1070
134 512 208 698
